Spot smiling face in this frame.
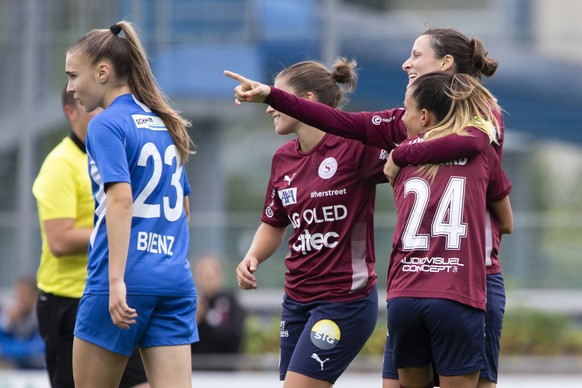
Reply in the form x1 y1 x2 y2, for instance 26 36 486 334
402 34 451 86
65 51 104 113
266 78 303 136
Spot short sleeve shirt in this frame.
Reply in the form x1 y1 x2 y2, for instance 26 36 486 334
33 136 93 298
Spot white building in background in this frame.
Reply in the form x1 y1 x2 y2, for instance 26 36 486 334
534 0 582 63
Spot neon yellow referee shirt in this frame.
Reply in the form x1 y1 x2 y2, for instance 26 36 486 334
33 136 94 298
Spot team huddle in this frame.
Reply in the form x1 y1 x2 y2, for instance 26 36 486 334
228 28 512 388
34 19 511 388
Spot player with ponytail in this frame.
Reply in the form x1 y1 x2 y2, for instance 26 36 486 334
66 21 197 388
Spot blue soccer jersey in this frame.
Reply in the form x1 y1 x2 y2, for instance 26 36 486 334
85 94 194 297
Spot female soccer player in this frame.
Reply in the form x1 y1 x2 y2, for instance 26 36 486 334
387 29 508 388
235 58 388 388
65 21 197 388
385 72 512 388
227 28 508 388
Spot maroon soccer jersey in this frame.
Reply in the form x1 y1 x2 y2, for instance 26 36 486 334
393 110 507 276
387 142 511 311
261 134 388 303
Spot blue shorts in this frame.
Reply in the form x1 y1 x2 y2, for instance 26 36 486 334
280 289 378 384
382 340 439 382
383 334 440 382
382 331 398 379
383 276 506 382
387 297 486 376
74 293 198 356
481 273 505 383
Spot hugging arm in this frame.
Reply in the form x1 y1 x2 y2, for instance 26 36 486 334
391 127 491 166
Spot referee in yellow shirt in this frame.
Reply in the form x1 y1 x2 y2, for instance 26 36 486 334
33 87 148 388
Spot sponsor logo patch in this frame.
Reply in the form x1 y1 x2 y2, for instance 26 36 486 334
318 157 337 179
278 187 297 206
310 319 341 349
371 114 397 126
280 321 289 338
132 114 166 130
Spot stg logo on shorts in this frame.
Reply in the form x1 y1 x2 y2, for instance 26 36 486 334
310 319 341 349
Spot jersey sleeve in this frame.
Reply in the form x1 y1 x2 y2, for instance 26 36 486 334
260 153 290 228
265 87 407 150
358 145 389 185
181 169 191 196
33 155 79 220
391 126 491 166
86 117 130 185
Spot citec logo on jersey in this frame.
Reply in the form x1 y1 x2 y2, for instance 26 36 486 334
310 319 341 350
278 187 297 206
288 205 347 253
132 114 166 130
318 157 337 179
293 229 339 254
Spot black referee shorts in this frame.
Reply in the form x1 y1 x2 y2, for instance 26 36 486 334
36 291 147 388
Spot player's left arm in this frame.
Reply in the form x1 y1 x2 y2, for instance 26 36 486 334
183 196 190 225
105 181 137 329
44 218 93 257
486 147 513 234
489 196 513 234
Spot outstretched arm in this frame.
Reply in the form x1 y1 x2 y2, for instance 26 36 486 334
224 70 406 149
224 70 271 104
391 127 492 167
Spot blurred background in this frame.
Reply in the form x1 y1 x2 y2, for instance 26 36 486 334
1 0 582 383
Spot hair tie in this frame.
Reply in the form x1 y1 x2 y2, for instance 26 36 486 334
110 24 122 36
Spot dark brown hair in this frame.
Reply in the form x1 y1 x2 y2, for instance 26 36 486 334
275 57 358 108
422 28 498 81
411 71 500 179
